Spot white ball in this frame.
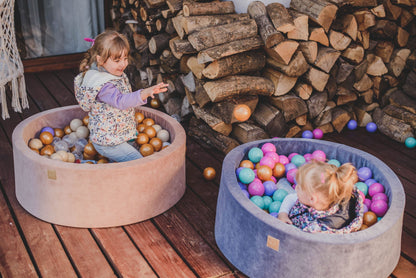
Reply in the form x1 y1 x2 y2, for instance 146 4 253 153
50 153 64 161
75 125 89 139
152 124 162 133
157 129 170 142
70 118 83 131
55 150 69 162
67 152 76 163
28 138 43 150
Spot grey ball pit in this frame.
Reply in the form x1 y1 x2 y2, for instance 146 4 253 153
12 105 186 228
215 138 405 278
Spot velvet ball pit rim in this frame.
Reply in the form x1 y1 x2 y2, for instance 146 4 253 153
218 138 406 244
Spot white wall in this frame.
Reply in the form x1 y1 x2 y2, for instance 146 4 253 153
225 0 291 14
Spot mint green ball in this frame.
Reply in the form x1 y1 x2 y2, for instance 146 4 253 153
262 196 273 210
355 182 368 196
268 201 282 213
273 189 288 202
405 137 416 149
248 147 263 163
250 196 265 209
328 159 341 167
291 154 306 167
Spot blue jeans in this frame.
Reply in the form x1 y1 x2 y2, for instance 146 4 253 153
93 141 142 162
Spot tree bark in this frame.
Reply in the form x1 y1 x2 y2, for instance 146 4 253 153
263 67 298 96
252 101 288 137
266 51 309 77
183 1 235 16
290 0 338 32
287 9 309 41
182 14 249 34
266 2 295 33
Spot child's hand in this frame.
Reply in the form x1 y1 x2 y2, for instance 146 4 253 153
278 212 292 225
142 82 169 99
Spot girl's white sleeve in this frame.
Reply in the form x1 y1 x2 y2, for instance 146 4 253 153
279 193 298 213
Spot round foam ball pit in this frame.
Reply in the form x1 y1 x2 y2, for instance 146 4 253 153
12 105 186 228
215 138 405 278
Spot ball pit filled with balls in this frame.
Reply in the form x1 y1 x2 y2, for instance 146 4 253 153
215 138 405 278
12 105 186 228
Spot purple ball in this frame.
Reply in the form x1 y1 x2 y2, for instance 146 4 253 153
368 183 385 197
372 192 388 203
365 178 377 187
285 162 297 173
370 199 388 217
279 155 289 165
347 120 357 130
313 128 323 139
364 198 372 208
259 156 275 169
312 150 326 162
287 168 298 184
241 189 250 198
269 212 278 218
41 126 55 136
261 143 276 154
238 182 247 190
236 167 244 176
357 167 372 181
302 130 313 139
263 180 277 196
363 204 368 213
304 153 312 162
248 179 265 196
366 122 377 133
264 151 280 164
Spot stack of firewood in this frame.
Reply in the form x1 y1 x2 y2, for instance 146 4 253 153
110 0 416 153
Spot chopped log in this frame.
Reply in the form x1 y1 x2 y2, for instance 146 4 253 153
160 49 179 73
331 107 351 132
263 67 298 96
336 58 355 84
296 114 308 126
203 75 274 103
156 19 167 32
329 30 351 51
307 91 328 118
143 0 166 9
248 1 285 48
336 88 358 105
388 89 416 114
375 41 394 63
354 10 376 31
194 79 210 108
285 124 302 138
400 9 414 27
166 0 182 13
353 105 373 127
210 95 259 124
163 96 182 116
202 50 266 80
342 44 365 64
146 66 160 86
252 102 287 137
353 74 373 92
370 20 397 39
133 33 149 53
403 70 416 99
192 105 232 136
357 30 370 49
171 14 185 39
181 71 195 94
360 89 375 104
298 41 318 64
309 27 329 46
365 54 388 76
388 48 411 77
165 18 176 34
162 9 174 19
188 19 258 51
316 122 334 134
354 60 368 80
149 33 172 54
183 1 235 16
182 14 250 34
266 51 309 77
383 0 402 20
294 82 313 100
314 46 341 73
197 36 264 64
169 37 197 60
186 56 205 79
332 14 358 41
373 108 413 143
304 67 330 92
396 27 409 47
383 104 416 129
267 3 295 33
265 40 299 65
179 55 191 73
188 117 239 154
314 104 333 126
391 0 416 5
231 122 269 144
290 0 338 32
287 9 309 41
371 5 386 18
268 93 308 122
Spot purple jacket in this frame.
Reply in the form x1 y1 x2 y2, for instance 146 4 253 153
97 83 147 109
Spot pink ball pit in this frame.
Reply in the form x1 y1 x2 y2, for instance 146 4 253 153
12 105 186 228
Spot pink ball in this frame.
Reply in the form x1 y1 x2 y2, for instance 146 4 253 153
248 179 265 196
312 150 326 162
270 176 277 183
364 198 372 209
368 183 385 197
370 199 388 217
279 155 289 165
358 190 365 201
286 168 298 184
288 152 299 161
372 192 388 203
264 151 280 164
303 153 313 162
313 128 323 139
261 143 276 154
259 156 275 169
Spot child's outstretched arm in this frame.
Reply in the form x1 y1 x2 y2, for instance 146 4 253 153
140 82 169 100
278 193 298 225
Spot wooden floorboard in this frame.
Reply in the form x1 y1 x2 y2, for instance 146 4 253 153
0 69 415 277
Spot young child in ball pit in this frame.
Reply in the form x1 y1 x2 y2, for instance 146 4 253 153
74 30 169 162
278 160 364 234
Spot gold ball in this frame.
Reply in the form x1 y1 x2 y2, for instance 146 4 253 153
39 132 54 145
82 115 89 126
139 143 154 157
64 125 72 135
54 128 64 138
134 112 145 124
40 145 55 156
136 123 146 133
143 126 156 139
150 98 161 108
203 167 216 181
84 143 97 157
149 137 163 152
142 118 155 127
136 133 149 145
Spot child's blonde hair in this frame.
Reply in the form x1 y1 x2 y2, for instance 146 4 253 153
296 160 358 207
79 30 130 73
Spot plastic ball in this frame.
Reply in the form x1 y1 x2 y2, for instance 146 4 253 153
273 163 286 178
242 189 250 198
370 200 388 217
302 130 313 139
264 151 279 164
238 182 247 190
152 124 162 133
29 138 43 150
250 196 265 209
40 145 55 156
149 137 163 152
39 131 54 145
368 183 384 197
259 156 275 169
366 122 377 133
248 147 263 163
311 150 326 162
268 201 282 213
139 143 154 157
233 104 251 122
262 196 273 210
364 198 372 209
134 112 145 123
358 190 365 201
288 152 299 161
303 153 313 162
70 118 83 132
240 159 254 169
248 179 265 196
272 189 288 202
363 211 377 227
313 128 323 139
143 118 155 127
41 127 55 136
355 182 368 196
257 165 273 181
365 178 377 187
261 143 276 154
82 115 89 126
269 212 278 218
67 152 76 163
291 155 306 168
236 167 244 177
286 168 298 184
75 126 89 139
54 128 64 138
55 150 69 162
238 168 255 184
347 120 357 130
157 129 170 142
327 159 341 167
263 181 277 196
136 133 150 145
270 176 277 183
54 140 69 152
279 155 289 165
84 143 97 157
360 224 369 231
405 137 416 149
285 163 297 173
97 158 109 164
372 192 388 203
150 98 161 108
357 167 372 181
50 152 65 161
143 126 157 139
363 204 368 213
203 167 216 181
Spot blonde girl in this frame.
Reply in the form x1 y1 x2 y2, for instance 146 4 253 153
278 160 364 233
74 30 168 162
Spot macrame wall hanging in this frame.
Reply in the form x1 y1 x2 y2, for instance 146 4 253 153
0 0 28 120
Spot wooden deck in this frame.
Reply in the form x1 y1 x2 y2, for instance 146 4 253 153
0 69 415 278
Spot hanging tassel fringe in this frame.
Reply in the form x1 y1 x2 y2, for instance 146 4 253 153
11 77 22 113
18 76 29 109
1 85 10 120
